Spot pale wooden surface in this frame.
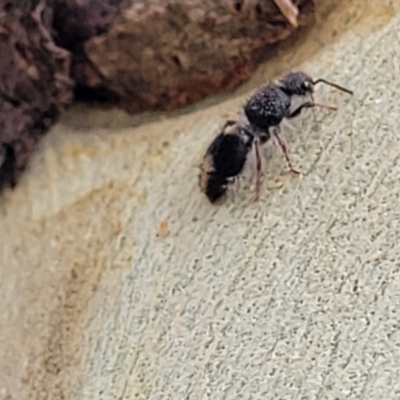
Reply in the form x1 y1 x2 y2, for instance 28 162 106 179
1 1 400 399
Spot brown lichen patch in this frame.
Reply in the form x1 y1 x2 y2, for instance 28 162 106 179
158 219 169 238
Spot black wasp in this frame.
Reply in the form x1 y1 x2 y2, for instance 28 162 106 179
199 71 353 204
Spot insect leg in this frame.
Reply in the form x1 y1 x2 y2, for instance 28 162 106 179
273 127 300 175
288 101 337 120
287 101 315 119
314 103 338 112
254 137 263 201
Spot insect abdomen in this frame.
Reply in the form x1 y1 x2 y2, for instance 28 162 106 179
204 173 229 203
199 129 252 203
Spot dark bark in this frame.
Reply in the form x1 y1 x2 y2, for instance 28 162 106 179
0 0 73 191
68 0 315 112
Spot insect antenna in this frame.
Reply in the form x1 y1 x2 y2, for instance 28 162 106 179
313 79 353 95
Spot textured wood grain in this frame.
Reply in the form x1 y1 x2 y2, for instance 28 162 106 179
0 1 399 399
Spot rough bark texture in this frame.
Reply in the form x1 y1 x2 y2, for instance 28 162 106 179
0 0 73 191
70 0 316 112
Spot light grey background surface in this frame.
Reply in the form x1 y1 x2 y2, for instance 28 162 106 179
1 1 400 399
